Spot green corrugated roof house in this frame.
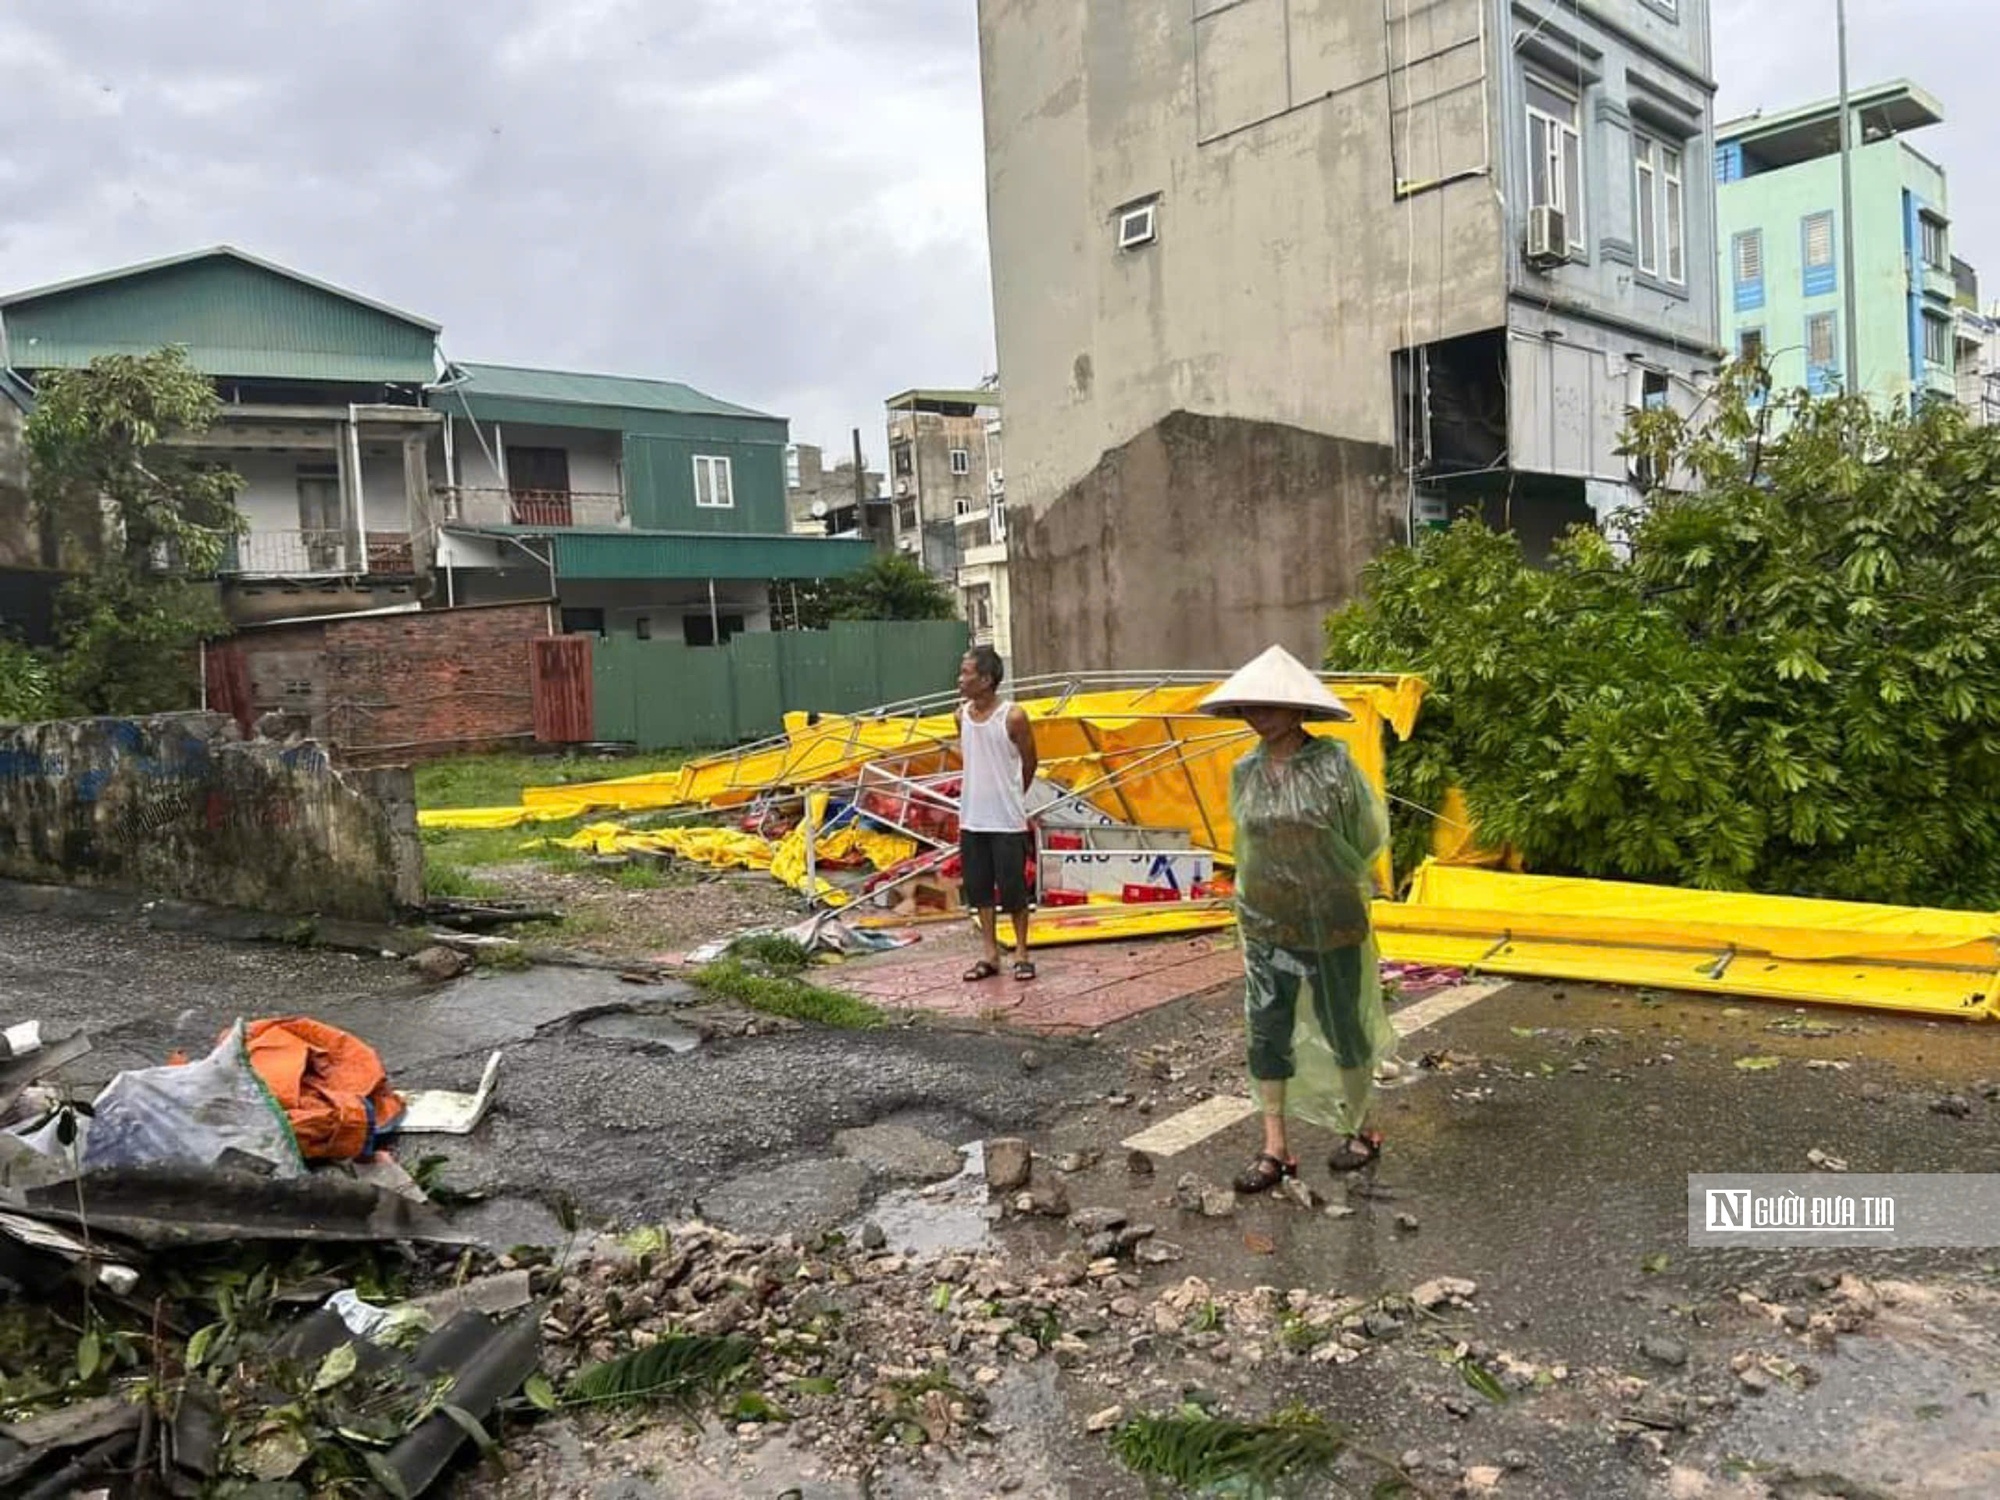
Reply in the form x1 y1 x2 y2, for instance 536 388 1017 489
0 246 872 642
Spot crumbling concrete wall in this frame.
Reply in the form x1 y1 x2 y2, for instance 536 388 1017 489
1010 411 1400 674
0 712 421 921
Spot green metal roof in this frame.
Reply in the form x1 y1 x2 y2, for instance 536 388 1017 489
446 362 776 421
451 526 872 582
0 246 439 383
886 387 1002 411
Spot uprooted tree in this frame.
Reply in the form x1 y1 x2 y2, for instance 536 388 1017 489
23 346 244 715
1325 366 2000 910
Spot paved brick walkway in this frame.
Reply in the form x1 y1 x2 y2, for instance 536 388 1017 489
825 929 1244 1033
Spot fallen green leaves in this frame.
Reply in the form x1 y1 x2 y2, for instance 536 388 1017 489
1109 1403 1351 1493
565 1333 757 1412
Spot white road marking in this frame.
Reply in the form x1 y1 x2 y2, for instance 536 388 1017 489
1118 978 1514 1157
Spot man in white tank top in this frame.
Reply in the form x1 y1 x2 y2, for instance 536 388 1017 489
955 645 1040 982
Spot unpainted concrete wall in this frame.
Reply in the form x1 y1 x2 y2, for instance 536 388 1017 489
0 712 421 920
1012 411 1398 674
0 399 36 570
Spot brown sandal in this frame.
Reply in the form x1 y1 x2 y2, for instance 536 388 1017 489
963 960 1000 982
1233 1153 1297 1194
1327 1131 1383 1173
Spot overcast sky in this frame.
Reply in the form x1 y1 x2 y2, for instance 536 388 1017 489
0 2 1990 459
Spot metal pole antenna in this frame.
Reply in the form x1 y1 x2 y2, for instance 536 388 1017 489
1836 0 1861 391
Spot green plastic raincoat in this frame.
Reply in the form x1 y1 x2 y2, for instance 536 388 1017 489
1230 734 1394 1133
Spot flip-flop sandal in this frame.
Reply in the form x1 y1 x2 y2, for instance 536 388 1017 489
963 960 1001 982
1327 1131 1383 1173
1012 960 1037 982
1233 1153 1297 1194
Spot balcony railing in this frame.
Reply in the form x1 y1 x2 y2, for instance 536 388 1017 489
221 529 352 576
437 486 624 529
217 529 416 578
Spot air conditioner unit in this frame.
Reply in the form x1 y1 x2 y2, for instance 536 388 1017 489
987 469 1004 494
1526 206 1569 269
895 480 909 496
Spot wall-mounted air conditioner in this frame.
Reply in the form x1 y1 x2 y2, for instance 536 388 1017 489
1526 206 1569 270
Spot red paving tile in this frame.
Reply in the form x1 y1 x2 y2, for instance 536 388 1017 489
826 928 1245 1033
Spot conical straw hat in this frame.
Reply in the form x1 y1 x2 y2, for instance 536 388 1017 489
1200 645 1355 722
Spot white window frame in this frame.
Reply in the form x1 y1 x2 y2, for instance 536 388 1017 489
1734 228 1763 287
991 500 1007 542
1922 311 1951 368
783 445 800 489
1117 201 1157 250
1525 75 1584 252
1803 212 1835 273
1920 214 1948 272
1632 135 1685 285
949 447 971 475
692 454 734 509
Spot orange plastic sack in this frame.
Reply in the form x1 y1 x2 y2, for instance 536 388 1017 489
241 1018 406 1162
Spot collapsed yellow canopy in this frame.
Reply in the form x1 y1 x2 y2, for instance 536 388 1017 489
420 675 1426 890
1377 863 2000 1020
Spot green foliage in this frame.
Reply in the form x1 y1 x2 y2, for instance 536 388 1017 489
810 554 958 624
21 348 245 716
693 957 886 1030
565 1333 756 1410
1325 367 2000 909
1109 1403 1350 1495
27 347 244 574
727 932 813 975
0 639 56 723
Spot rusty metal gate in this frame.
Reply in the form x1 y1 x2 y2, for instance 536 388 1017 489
531 635 594 744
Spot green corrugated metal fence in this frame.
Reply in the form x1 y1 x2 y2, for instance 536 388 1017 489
592 620 969 749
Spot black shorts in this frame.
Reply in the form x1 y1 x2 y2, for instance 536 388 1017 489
960 830 1030 913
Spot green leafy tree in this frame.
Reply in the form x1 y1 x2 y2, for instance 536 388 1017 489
1326 365 2000 909
786 554 959 628
25 348 243 714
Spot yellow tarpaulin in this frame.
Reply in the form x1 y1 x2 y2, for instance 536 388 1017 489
420 674 1425 892
544 811 917 906
1376 862 2000 1020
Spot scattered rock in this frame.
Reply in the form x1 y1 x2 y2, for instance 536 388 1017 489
1134 1239 1185 1266
1126 1149 1155 1177
1070 1207 1127 1236
860 1221 887 1251
1395 1212 1421 1233
1200 1187 1238 1219
1806 1148 1849 1173
1085 1404 1125 1434
1115 1223 1157 1251
1276 1177 1322 1211
1324 1203 1356 1220
1362 1312 1404 1340
1737 1365 1772 1395
1502 1449 1532 1472
1084 1232 1119 1260
1976 1079 2000 1102
1930 1094 1973 1118
1052 1149 1101 1173
835 1123 964 1183
1640 1335 1688 1368
408 945 472 982
985 1137 1033 1192
1463 1465 1504 1493
1860 1082 1888 1103
1411 1277 1477 1311
1781 1306 1811 1332
1106 1092 1134 1108
1242 1232 1275 1255
1017 1179 1071 1217
1019 1049 1044 1073
1173 1173 1205 1212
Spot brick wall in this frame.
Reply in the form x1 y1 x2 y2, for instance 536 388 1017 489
235 601 553 764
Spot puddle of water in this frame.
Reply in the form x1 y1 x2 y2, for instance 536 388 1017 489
1709 1330 2000 1496
849 1140 999 1255
577 1012 703 1053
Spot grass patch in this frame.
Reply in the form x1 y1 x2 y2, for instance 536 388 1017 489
615 861 668 891
694 958 884 1030
727 932 812 975
416 750 692 812
421 859 505 901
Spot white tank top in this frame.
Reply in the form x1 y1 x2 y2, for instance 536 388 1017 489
959 699 1028 832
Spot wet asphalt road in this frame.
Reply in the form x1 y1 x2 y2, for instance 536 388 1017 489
9 892 2000 1496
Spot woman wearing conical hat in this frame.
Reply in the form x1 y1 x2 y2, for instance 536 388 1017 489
1202 645 1396 1192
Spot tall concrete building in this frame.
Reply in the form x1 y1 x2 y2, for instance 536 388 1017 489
978 0 1719 672
1715 82 1959 412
